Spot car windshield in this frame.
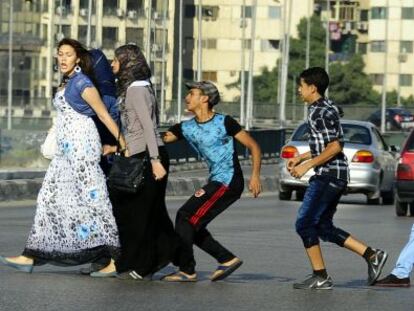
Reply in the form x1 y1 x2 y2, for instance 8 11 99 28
292 123 372 145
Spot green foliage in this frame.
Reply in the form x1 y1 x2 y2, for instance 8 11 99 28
249 15 414 107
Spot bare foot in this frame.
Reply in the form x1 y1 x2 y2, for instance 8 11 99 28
97 259 116 273
6 256 33 265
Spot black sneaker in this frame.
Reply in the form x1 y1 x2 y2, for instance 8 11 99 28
374 274 410 288
293 274 333 290
367 249 388 285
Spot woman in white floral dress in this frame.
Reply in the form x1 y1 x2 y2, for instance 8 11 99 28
0 39 125 273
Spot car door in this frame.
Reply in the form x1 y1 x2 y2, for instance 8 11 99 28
371 127 396 191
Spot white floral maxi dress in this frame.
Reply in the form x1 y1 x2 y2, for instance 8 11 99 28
23 89 120 265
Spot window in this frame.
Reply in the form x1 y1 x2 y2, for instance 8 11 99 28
371 41 386 52
400 74 412 86
201 39 217 49
127 0 143 11
102 27 118 49
372 128 386 150
268 6 281 19
371 7 387 19
358 42 367 54
402 7 414 19
78 26 96 45
55 25 71 39
400 41 413 53
244 6 252 18
339 7 354 20
103 0 118 15
185 5 195 18
371 74 384 85
126 28 144 46
261 39 279 52
360 9 369 21
202 71 217 82
79 0 95 10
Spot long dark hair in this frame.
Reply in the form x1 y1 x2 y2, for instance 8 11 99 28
57 38 94 81
114 44 152 99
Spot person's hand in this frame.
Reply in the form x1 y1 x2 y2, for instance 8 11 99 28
286 157 301 172
151 161 167 181
163 131 177 143
249 175 262 198
102 145 117 156
290 162 311 179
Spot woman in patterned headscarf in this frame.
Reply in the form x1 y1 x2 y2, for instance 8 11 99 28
95 44 179 280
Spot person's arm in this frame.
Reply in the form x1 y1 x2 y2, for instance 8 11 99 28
127 87 166 180
163 123 183 144
81 87 126 151
290 112 342 179
286 151 312 172
234 130 262 197
290 140 342 178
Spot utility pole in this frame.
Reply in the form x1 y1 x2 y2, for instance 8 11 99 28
197 0 203 81
279 0 293 129
146 0 152 63
240 0 246 125
246 0 257 130
160 0 167 123
325 0 330 97
304 0 312 120
86 0 93 47
177 0 183 122
381 0 389 133
7 0 13 130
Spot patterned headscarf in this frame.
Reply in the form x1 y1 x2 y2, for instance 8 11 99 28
114 44 152 100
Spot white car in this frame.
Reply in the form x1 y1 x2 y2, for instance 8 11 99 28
278 120 398 204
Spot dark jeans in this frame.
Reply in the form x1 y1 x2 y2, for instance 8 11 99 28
295 174 350 249
175 177 244 275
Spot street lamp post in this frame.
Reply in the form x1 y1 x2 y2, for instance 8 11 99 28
381 0 390 133
325 0 330 98
240 0 246 125
197 0 202 81
304 0 312 120
86 0 93 47
246 0 257 131
7 0 13 130
177 0 183 122
160 0 167 123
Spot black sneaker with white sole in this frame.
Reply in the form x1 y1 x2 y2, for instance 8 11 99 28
367 249 388 285
293 274 333 290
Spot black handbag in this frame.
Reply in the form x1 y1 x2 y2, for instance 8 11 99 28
107 129 147 193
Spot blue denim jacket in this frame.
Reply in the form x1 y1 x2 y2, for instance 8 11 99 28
64 71 96 116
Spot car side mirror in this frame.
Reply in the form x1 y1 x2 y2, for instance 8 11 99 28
388 145 400 152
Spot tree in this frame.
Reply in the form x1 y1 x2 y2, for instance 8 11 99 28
251 15 380 106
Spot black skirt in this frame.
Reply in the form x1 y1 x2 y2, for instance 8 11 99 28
109 146 179 276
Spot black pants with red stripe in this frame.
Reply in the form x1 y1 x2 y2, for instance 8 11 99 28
174 176 244 275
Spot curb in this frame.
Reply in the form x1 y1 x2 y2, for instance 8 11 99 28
0 176 279 202
0 160 280 201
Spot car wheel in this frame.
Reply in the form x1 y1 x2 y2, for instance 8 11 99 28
279 190 292 201
396 201 408 216
381 190 395 205
296 190 305 201
367 197 380 205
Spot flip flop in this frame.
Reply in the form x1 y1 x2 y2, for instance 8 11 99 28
210 259 243 282
161 271 197 282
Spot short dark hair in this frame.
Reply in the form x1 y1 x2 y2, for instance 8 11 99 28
299 67 329 96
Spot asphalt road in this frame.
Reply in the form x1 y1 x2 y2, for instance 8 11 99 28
0 194 413 311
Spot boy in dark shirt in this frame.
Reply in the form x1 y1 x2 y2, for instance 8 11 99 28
289 67 387 289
